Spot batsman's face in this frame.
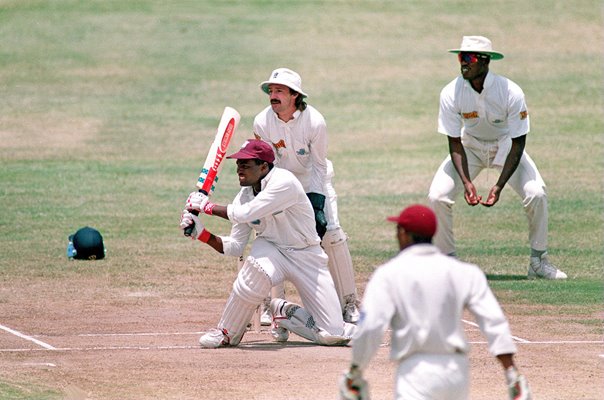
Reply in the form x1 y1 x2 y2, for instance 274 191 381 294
267 84 297 115
235 159 266 187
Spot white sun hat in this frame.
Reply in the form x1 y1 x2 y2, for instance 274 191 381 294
260 67 308 97
448 36 504 60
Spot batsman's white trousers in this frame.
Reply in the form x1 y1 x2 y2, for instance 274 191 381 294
428 148 548 255
395 353 469 400
250 237 345 334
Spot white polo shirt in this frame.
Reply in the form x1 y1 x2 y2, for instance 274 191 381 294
253 105 328 195
350 244 517 370
438 72 530 141
221 167 320 256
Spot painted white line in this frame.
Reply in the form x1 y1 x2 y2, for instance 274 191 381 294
462 319 531 343
74 331 203 337
23 362 57 367
0 324 56 350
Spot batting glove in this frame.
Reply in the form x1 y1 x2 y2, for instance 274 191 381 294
179 210 211 243
505 366 531 400
185 191 214 214
338 367 369 400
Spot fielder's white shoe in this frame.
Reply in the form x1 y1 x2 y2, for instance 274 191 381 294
528 253 567 280
199 328 229 348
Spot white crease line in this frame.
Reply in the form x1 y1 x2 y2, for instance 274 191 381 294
462 319 531 343
0 324 56 350
73 332 203 337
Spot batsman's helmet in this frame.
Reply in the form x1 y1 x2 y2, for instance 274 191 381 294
68 226 106 260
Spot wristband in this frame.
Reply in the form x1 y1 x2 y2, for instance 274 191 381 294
198 229 211 243
203 202 215 215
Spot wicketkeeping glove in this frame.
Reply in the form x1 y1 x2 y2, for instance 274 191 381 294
338 367 369 400
179 210 211 243
505 366 531 400
306 192 327 239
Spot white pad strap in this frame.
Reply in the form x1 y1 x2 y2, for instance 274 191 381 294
322 228 358 307
271 299 352 346
218 256 272 345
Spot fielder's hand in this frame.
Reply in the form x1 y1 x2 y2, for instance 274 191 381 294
505 367 531 400
179 210 211 243
185 191 214 214
338 367 369 400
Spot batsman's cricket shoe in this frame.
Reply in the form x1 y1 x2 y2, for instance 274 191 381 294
199 328 230 348
528 253 567 280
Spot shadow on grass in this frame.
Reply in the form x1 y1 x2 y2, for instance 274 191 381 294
486 274 529 281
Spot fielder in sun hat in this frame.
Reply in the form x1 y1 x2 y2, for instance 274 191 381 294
68 226 106 260
260 67 308 98
226 139 275 164
387 204 437 238
448 35 504 60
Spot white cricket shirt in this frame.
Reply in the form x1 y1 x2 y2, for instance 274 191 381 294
438 72 530 141
253 105 328 195
350 244 517 370
221 167 320 256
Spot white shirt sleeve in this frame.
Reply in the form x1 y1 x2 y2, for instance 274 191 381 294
438 79 463 138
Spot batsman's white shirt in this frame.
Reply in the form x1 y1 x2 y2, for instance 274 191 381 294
221 167 320 256
350 244 517 370
253 105 328 196
219 167 345 334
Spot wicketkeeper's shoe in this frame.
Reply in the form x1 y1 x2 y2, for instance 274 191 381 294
199 328 230 348
260 304 272 326
528 253 567 280
343 301 360 324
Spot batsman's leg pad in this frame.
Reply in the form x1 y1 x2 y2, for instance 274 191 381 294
218 256 272 345
271 298 352 346
322 228 358 307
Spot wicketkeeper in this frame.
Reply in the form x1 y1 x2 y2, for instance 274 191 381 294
339 204 531 400
253 67 360 325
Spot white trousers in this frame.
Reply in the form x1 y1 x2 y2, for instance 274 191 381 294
250 237 345 334
395 353 469 400
428 148 548 255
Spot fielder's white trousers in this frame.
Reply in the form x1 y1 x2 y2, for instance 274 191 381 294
250 237 345 334
395 353 469 400
428 148 548 256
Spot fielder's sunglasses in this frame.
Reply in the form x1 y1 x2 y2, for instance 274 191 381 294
458 52 490 64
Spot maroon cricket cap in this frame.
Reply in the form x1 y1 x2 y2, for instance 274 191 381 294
387 204 437 237
226 139 275 163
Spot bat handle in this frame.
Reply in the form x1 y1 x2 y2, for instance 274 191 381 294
183 189 208 237
183 209 199 237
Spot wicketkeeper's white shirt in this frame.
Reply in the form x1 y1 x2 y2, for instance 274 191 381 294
350 244 517 370
253 105 329 195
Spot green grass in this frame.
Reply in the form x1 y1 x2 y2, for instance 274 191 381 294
0 0 602 396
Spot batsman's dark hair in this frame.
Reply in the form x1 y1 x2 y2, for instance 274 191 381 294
290 89 307 111
253 159 274 170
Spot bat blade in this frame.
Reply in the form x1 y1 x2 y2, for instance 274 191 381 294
184 106 240 236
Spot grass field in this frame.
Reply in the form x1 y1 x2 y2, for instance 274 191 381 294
0 1 602 399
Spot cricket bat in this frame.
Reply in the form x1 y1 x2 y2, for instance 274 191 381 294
183 106 240 236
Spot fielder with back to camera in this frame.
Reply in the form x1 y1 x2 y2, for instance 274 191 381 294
252 67 361 324
180 139 355 348
339 204 531 400
428 35 567 280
